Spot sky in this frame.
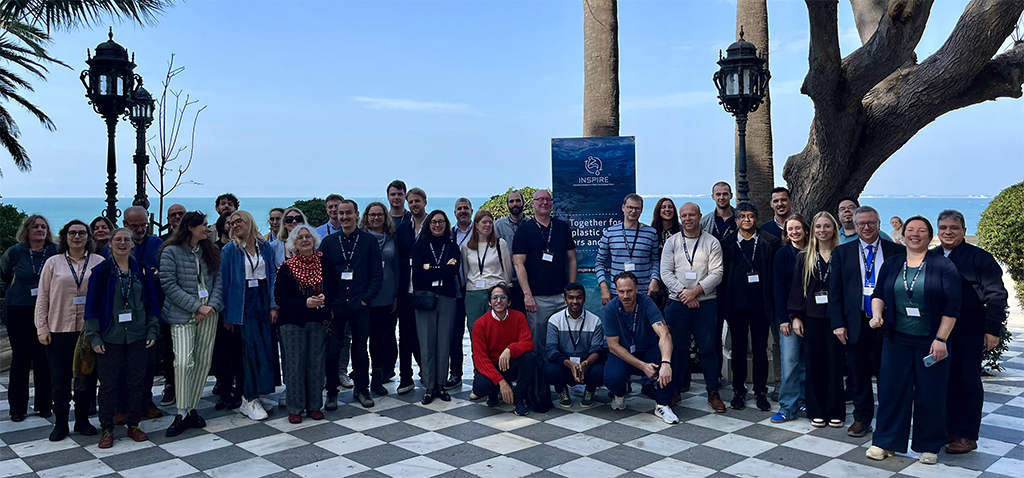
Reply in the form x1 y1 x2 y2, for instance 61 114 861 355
1 0 1021 199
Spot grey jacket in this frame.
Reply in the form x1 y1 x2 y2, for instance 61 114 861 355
160 244 224 324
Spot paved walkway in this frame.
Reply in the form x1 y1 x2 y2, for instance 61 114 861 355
2 330 1023 478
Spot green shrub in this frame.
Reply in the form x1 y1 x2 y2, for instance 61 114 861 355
479 187 541 219
0 203 27 256
978 182 1024 303
291 198 328 228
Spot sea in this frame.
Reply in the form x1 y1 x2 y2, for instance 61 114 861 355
1 196 993 237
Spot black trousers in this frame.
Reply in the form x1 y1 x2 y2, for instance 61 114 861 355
846 313 883 424
369 305 398 374
874 333 949 454
214 319 244 400
803 315 846 422
545 361 604 392
472 351 536 404
45 332 95 418
327 306 370 394
396 293 421 382
728 308 770 396
947 325 985 441
449 295 467 379
98 340 148 429
159 320 175 385
5 305 51 415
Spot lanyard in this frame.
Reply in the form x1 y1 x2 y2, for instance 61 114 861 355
737 233 758 269
622 304 639 334
536 220 554 252
455 227 470 247
477 244 490 274
429 242 448 266
715 215 735 238
245 243 262 275
860 241 877 284
816 252 832 285
326 223 337 236
338 233 359 269
114 263 133 306
621 225 641 260
682 234 700 267
65 253 89 291
902 261 924 300
29 249 45 277
565 310 585 347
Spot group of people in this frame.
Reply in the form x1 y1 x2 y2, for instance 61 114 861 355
0 181 1008 465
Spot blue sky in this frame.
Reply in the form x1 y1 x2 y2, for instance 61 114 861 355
1 0 1020 199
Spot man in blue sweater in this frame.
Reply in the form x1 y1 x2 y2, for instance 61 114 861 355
546 283 605 408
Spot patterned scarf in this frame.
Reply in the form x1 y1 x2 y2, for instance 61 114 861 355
284 251 323 287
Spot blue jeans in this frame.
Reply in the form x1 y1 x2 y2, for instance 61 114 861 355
665 299 720 393
778 328 806 415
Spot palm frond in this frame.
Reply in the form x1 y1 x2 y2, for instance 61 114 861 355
0 103 32 175
0 20 52 56
0 0 172 32
0 38 64 77
0 79 55 130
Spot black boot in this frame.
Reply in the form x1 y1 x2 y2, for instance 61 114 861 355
74 408 97 436
49 410 70 441
371 369 388 396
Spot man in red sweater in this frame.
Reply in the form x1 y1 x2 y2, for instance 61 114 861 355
472 283 536 416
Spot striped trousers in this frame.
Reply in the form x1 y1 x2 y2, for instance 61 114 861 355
171 312 219 410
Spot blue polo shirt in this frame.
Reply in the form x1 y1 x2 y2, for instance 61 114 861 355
602 294 664 352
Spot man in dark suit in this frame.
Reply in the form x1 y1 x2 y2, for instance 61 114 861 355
394 187 428 394
829 205 905 437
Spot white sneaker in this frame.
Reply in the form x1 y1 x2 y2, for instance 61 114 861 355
865 446 893 461
241 398 268 421
339 373 354 389
919 452 937 464
655 405 679 424
611 396 626 411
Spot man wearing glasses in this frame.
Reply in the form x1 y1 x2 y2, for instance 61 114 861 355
596 194 660 306
161 204 187 241
470 283 536 416
829 205 904 437
837 197 893 244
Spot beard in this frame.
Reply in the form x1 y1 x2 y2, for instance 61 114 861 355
510 205 523 216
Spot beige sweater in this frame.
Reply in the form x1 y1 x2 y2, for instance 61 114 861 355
660 231 724 302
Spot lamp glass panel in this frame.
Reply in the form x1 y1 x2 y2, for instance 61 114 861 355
726 72 739 95
99 75 111 95
117 76 124 97
743 68 754 95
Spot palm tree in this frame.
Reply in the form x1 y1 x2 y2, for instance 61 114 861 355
0 0 170 176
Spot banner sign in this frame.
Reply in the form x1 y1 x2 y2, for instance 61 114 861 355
551 136 637 313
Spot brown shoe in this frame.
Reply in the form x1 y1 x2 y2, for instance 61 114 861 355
945 433 957 445
848 421 872 437
946 437 977 454
98 429 114 449
127 426 149 442
708 391 727 413
113 411 127 425
145 404 163 419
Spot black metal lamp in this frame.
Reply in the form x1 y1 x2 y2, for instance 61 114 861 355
129 85 155 209
713 27 770 204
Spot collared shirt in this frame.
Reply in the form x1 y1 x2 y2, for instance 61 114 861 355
602 295 663 352
34 253 106 334
840 227 893 244
595 222 660 294
495 215 529 281
858 237 884 289
491 309 508 322
315 221 344 240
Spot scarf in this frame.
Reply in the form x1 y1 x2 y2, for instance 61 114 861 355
284 251 323 288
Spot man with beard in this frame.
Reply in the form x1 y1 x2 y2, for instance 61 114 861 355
446 198 474 389
395 188 429 394
496 191 530 311
700 182 737 242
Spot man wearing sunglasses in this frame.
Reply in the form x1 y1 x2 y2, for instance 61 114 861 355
160 204 186 241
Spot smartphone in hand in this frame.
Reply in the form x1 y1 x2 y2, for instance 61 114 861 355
923 352 948 367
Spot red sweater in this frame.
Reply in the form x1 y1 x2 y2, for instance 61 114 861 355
472 309 534 385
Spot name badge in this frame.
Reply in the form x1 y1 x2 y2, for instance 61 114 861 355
570 357 581 364
624 262 636 272
685 271 698 280
814 292 829 304
118 311 133 323
431 280 442 287
863 286 875 296
475 280 486 288
30 288 38 296
247 279 259 288
747 273 759 283
73 296 87 305
198 288 209 299
906 307 921 317
542 252 554 262
629 345 636 353
341 271 354 281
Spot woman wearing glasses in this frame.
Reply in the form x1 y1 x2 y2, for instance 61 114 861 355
159 211 224 437
272 207 308 265
221 211 279 421
359 202 401 396
412 210 461 404
34 220 105 441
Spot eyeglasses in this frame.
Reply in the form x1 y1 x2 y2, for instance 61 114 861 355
430 220 446 226
854 221 878 229
624 206 642 213
490 294 508 301
368 213 385 218
67 231 88 237
533 197 552 203
284 216 304 224
168 211 185 218
227 219 245 227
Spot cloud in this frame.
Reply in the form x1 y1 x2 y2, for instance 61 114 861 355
352 96 475 114
621 91 717 111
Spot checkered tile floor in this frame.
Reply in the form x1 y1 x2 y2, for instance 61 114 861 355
2 330 1023 478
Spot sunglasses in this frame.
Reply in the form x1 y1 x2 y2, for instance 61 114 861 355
284 216 304 224
168 211 185 218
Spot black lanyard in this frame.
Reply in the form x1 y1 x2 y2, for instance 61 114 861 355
902 261 924 300
621 225 640 260
114 263 133 307
816 252 832 285
455 227 470 247
715 215 735 238
477 244 490 274
536 220 554 252
65 253 89 291
29 249 45 277
737 234 758 269
860 242 877 284
622 304 639 334
565 310 585 348
682 234 700 267
429 242 448 266
245 243 262 276
338 233 359 269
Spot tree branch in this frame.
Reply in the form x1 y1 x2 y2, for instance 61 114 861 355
842 0 932 103
801 0 842 106
850 0 889 44
917 0 1024 90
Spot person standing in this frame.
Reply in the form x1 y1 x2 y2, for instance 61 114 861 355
837 198 892 244
890 216 905 245
387 180 412 229
596 194 660 305
789 212 845 428
495 191 530 311
412 210 461 404
159 211 223 437
546 283 604 408
660 202 726 413
215 194 239 216
759 187 793 239
650 198 680 311
315 194 346 239
157 203 186 406
359 202 401 396
721 202 780 412
35 220 105 441
90 216 115 254
934 210 1009 454
865 216 960 465
829 205 905 437
221 211 279 421
395 187 428 394
1 215 56 422
471 283 535 415
274 225 334 423
85 228 160 448
265 208 284 243
770 215 810 423
315 195 354 391
272 208 308 269
700 182 737 242
319 199 382 409
162 204 187 241
760 187 794 399
462 210 513 338
446 198 474 390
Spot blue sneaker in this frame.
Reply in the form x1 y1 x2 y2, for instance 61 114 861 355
771 411 795 423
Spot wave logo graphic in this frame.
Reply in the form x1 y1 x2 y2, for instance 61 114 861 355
584 156 604 176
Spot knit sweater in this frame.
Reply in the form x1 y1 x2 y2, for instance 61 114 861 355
471 309 534 385
545 309 604 364
660 231 723 302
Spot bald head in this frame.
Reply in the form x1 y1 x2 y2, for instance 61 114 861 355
123 206 149 242
167 204 186 229
680 202 701 235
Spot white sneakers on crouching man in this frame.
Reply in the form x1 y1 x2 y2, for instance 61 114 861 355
655 404 679 424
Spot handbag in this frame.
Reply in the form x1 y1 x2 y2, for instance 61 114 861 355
73 330 96 378
411 290 438 311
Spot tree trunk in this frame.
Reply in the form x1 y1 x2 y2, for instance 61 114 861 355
737 0 774 218
785 0 1024 217
584 0 619 137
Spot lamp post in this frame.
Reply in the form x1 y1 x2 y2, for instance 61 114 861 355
129 85 155 209
713 28 770 204
81 28 137 222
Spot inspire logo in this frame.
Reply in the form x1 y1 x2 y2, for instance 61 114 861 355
584 156 604 176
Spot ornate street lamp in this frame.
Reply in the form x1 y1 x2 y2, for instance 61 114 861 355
129 85 155 209
713 28 770 204
81 28 137 222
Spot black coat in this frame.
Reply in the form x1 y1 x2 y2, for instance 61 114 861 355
871 253 961 338
317 228 383 315
395 218 420 297
721 228 780 321
828 238 905 343
929 242 1008 337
